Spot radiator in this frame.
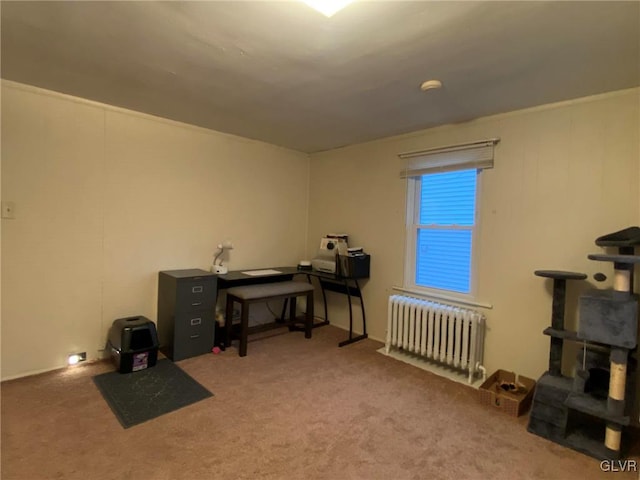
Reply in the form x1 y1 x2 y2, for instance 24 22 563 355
385 295 486 384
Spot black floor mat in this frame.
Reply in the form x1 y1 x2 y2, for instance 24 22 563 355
93 359 213 428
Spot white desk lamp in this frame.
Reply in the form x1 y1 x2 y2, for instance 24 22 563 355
212 241 234 274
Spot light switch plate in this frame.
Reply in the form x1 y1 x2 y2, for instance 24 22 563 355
1 201 16 219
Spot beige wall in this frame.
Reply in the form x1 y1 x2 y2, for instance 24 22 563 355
308 88 640 382
1 81 310 380
2 81 639 386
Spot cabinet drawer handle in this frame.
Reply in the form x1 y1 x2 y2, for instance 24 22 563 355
192 286 203 293
190 318 202 326
191 302 202 307
190 334 201 339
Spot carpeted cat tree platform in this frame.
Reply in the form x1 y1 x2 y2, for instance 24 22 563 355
528 226 640 460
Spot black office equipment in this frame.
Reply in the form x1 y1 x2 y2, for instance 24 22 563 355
157 269 217 361
337 253 370 278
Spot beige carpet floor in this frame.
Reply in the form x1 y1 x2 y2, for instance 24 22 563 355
2 325 638 480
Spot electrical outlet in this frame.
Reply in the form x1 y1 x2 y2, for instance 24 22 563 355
1 201 16 219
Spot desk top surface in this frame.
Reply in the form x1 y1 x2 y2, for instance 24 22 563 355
217 266 365 284
217 266 299 282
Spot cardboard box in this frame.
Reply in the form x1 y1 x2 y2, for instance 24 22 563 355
479 369 536 417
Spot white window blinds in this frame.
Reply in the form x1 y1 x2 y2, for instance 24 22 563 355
399 138 499 178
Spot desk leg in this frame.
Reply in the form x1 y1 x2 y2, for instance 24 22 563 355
305 291 313 338
356 279 367 337
278 299 288 324
308 274 330 328
239 303 249 357
289 296 297 326
338 278 368 347
225 295 235 349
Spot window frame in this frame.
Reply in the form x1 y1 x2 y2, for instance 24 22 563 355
404 169 482 303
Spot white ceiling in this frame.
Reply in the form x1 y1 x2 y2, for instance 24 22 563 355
2 1 639 153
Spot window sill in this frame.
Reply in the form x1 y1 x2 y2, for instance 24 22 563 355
392 286 493 310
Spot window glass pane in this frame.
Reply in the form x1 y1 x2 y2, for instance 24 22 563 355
415 228 472 293
419 169 477 226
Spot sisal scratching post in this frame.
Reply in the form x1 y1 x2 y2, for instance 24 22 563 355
604 261 633 456
605 425 622 452
605 348 627 452
608 357 627 405
613 268 631 293
604 262 633 455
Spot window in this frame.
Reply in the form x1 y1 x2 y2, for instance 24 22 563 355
400 138 497 299
409 169 478 294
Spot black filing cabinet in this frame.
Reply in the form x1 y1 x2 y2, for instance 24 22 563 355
157 269 217 361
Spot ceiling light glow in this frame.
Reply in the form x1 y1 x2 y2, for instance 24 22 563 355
300 0 354 17
420 80 443 91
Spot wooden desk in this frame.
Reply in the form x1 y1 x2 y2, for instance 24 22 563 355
217 266 368 347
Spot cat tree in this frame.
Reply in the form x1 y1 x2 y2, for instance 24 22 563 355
528 227 640 460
